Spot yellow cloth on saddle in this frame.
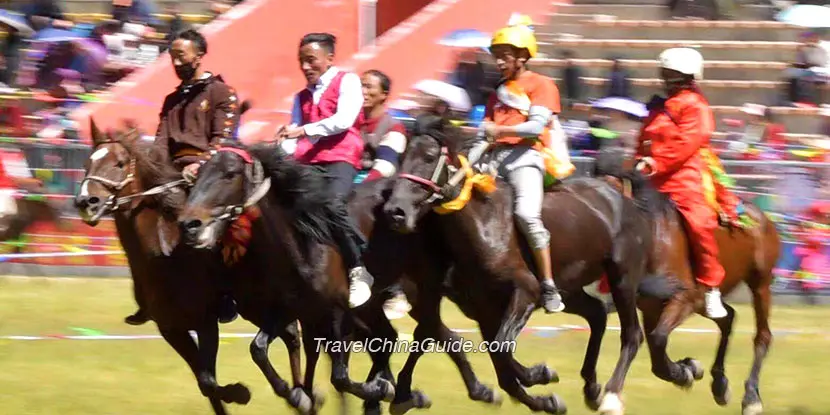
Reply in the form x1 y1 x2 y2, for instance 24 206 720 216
698 148 726 214
433 155 497 215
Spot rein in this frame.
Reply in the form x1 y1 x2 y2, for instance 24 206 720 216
398 146 450 204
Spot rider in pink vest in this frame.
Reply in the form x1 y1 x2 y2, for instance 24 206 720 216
277 33 374 308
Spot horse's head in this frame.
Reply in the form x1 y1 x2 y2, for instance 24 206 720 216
179 144 269 249
75 118 142 226
383 113 464 232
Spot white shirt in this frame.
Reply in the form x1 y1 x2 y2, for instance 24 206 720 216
290 66 364 139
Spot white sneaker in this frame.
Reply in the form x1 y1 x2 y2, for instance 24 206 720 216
704 288 728 319
383 292 412 320
348 267 373 308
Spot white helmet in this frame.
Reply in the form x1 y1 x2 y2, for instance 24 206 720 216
658 48 704 80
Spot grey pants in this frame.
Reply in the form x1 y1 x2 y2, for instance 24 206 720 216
468 141 550 250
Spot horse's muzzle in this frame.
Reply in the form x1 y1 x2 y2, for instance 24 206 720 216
180 217 218 249
383 204 416 234
74 194 103 226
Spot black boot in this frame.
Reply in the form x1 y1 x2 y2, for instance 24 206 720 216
217 294 238 324
125 308 151 325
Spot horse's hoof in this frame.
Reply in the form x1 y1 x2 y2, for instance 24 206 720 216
711 376 730 406
583 383 603 411
468 383 501 405
389 390 431 415
290 388 313 415
542 394 567 414
377 378 396 402
676 367 694 390
221 382 252 405
679 358 704 381
742 402 764 415
538 364 559 384
598 392 624 415
310 387 326 412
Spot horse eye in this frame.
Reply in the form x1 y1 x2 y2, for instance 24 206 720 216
115 161 125 168
223 171 236 180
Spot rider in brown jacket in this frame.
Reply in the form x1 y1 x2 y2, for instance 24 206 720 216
125 29 241 326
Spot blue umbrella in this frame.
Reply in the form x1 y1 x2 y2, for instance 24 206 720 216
438 29 491 48
30 28 88 43
591 96 649 118
776 5 830 28
0 9 34 37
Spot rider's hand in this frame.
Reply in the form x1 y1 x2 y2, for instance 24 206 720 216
634 157 656 177
481 122 501 140
183 163 200 182
282 125 306 139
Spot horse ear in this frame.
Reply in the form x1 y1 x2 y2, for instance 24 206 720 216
90 117 104 145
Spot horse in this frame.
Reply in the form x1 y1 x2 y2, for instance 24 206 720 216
177 142 397 412
178 141 505 415
0 193 65 246
73 121 303 415
593 146 780 415
382 114 680 415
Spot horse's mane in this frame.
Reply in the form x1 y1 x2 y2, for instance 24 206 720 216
114 128 186 216
593 146 675 217
233 141 342 246
413 113 476 155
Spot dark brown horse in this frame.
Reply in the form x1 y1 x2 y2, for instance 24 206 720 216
177 143 397 412
73 122 303 415
594 146 780 415
178 142 506 415
383 114 680 415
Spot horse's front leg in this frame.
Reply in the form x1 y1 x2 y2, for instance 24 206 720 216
322 310 396 405
642 297 700 388
597 267 645 415
486 285 566 414
159 324 251 415
250 318 314 414
352 299 400 415
557 291 608 411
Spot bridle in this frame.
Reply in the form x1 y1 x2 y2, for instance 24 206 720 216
397 136 457 206
195 147 271 227
80 133 187 221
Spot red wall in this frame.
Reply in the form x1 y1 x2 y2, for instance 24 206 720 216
376 0 433 36
69 0 361 140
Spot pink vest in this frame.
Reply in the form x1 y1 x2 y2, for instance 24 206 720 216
293 71 365 169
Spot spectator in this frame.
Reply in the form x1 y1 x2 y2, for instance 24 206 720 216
21 0 70 30
560 50 582 109
0 21 23 87
606 57 631 98
162 2 185 51
785 31 829 106
735 103 787 152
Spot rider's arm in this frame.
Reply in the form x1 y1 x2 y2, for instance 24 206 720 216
365 125 407 181
302 72 364 139
497 106 551 138
153 95 173 159
208 83 239 146
649 101 714 177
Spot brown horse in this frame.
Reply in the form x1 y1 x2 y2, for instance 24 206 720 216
0 195 65 245
383 114 680 415
73 122 303 415
594 146 780 415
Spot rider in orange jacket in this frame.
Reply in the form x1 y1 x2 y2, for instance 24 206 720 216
634 47 728 319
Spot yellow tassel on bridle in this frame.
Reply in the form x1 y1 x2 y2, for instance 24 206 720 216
433 155 496 214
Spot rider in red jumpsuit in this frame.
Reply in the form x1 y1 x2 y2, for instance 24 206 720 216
635 47 728 319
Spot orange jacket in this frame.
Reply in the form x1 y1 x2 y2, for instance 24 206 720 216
637 89 715 194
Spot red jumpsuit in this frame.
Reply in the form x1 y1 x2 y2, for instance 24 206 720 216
0 159 16 190
637 89 725 288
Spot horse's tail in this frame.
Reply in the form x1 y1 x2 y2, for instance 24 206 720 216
637 274 684 300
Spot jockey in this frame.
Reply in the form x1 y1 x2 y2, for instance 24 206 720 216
356 69 408 184
277 32 375 308
128 29 241 326
466 22 566 313
634 47 728 319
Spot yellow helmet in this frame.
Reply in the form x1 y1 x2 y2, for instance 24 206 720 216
490 25 537 58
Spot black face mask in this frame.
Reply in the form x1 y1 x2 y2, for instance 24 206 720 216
175 62 197 82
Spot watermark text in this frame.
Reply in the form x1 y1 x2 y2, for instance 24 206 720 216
314 337 517 354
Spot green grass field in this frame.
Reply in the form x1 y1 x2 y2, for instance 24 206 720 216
0 276 829 415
